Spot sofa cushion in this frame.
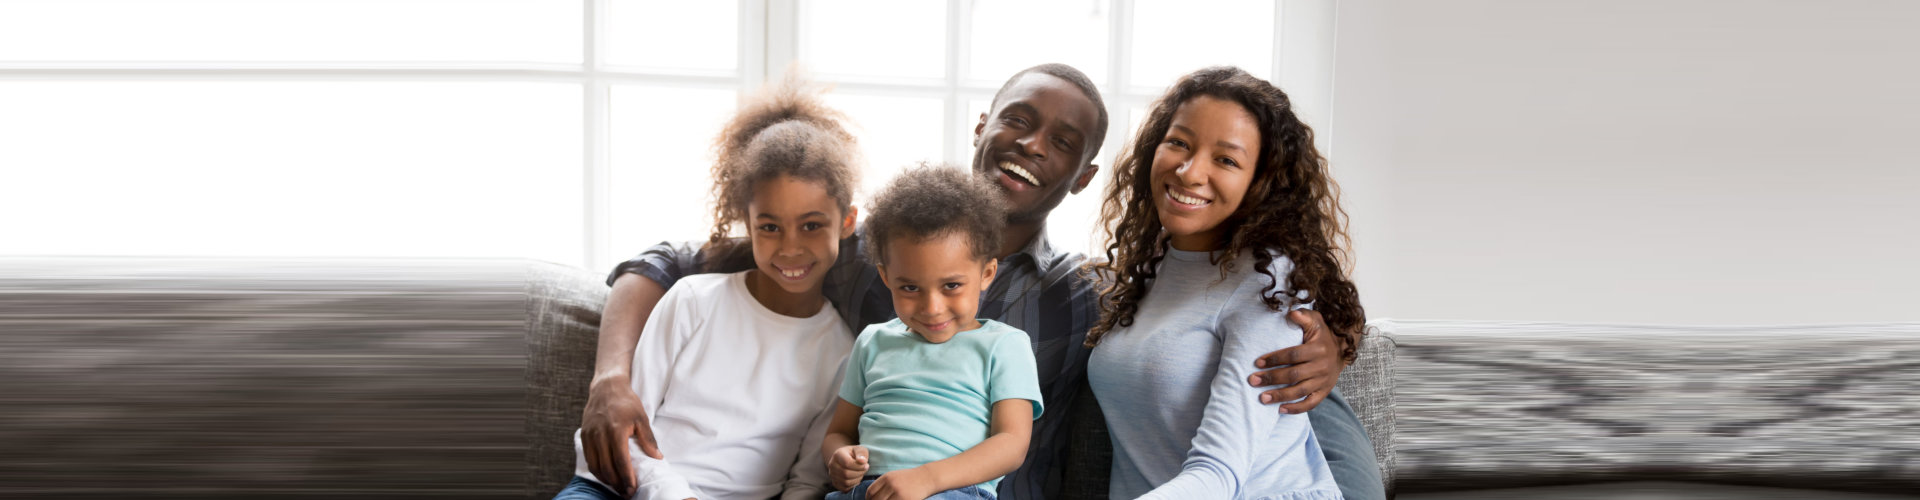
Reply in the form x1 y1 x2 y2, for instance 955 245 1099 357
1390 320 1920 494
523 261 608 498
0 257 528 499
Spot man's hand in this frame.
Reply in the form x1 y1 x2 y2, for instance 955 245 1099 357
1248 309 1347 414
867 466 938 500
579 376 662 497
827 445 871 493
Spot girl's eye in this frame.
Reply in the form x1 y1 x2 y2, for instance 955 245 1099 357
801 222 824 231
757 224 779 232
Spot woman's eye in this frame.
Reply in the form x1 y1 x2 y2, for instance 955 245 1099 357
1164 138 1188 149
1218 157 1239 168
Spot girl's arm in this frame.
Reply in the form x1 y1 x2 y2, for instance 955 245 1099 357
821 398 869 493
867 399 1033 500
1140 279 1314 500
781 386 843 500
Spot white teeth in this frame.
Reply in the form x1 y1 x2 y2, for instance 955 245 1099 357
779 266 807 278
1169 189 1210 206
999 161 1041 187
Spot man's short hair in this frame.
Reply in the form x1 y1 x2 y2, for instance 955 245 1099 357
863 163 1008 266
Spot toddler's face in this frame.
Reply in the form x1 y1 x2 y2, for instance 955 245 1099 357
748 174 853 296
877 231 997 344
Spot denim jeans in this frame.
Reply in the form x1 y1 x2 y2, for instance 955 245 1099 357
553 477 624 500
825 476 997 500
1311 387 1386 500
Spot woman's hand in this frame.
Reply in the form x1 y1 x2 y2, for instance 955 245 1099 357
827 445 871 493
1248 309 1348 414
866 466 938 500
579 375 661 496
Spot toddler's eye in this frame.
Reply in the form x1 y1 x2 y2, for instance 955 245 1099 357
899 285 919 293
942 282 963 291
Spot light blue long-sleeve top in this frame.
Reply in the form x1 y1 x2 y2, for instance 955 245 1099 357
1088 248 1343 500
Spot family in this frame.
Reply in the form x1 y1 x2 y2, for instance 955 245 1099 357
559 63 1378 500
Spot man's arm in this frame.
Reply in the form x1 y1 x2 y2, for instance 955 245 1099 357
1247 309 1355 414
578 273 668 497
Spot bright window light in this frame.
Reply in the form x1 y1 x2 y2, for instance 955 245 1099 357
802 0 946 80
968 0 1111 85
0 0 580 63
0 81 583 264
1129 0 1274 92
607 0 737 72
608 85 739 259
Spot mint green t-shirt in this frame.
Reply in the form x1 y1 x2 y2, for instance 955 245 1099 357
837 318 1045 491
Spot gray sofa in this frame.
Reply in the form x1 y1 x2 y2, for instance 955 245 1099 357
5 257 1915 499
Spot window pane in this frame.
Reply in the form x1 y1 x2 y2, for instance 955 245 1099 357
0 82 584 265
0 0 580 63
801 0 946 80
968 0 1110 84
1129 0 1274 91
823 93 947 202
607 0 737 72
607 86 739 266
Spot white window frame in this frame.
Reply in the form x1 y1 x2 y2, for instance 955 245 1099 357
0 0 1336 270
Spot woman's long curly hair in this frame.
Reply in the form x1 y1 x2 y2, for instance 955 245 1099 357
1084 66 1364 362
703 72 861 266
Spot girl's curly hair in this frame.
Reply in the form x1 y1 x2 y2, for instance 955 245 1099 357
704 72 862 265
1084 66 1365 363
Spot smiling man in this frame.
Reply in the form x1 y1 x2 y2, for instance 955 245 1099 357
578 64 1382 500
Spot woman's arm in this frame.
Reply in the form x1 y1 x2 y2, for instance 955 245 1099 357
867 399 1033 500
1139 282 1312 499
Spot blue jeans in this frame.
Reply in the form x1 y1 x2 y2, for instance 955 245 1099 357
553 476 623 500
1310 387 1387 500
826 476 997 500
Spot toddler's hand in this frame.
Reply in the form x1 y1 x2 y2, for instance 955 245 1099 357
867 467 937 500
827 445 870 492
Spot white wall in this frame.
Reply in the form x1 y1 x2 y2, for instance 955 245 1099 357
1329 0 1920 325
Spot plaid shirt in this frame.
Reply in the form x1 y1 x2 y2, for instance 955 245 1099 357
609 227 1100 500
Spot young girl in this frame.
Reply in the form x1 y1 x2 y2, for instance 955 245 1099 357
558 75 862 500
1085 66 1365 500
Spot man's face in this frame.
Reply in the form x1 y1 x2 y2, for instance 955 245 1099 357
970 73 1103 224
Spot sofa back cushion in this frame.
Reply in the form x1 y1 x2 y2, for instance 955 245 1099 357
1390 320 1920 494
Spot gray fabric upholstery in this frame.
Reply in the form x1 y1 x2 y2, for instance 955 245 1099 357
1342 324 1399 497
0 257 527 499
523 261 609 499
1390 320 1920 495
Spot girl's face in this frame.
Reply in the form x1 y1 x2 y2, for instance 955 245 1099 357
747 174 855 297
1148 95 1262 252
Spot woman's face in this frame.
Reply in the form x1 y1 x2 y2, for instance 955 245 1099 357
1149 95 1262 252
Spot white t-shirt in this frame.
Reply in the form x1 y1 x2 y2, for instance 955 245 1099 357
572 271 852 500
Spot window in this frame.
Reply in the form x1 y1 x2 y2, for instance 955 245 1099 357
1 0 1333 270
